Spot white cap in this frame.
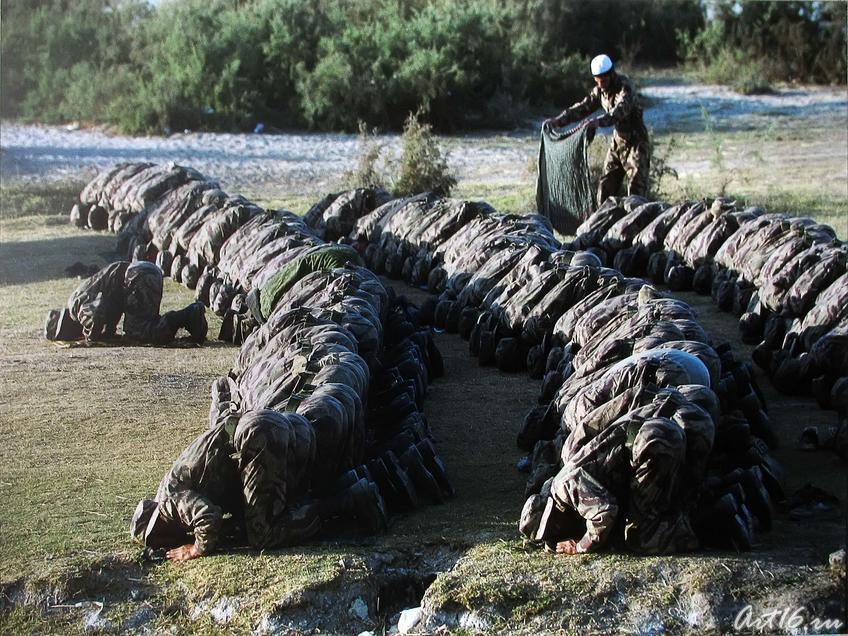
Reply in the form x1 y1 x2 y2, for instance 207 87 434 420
591 54 614 76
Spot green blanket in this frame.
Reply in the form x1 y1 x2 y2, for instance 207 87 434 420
257 244 364 321
535 126 595 235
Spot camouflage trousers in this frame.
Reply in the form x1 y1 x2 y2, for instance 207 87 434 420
233 409 320 549
624 417 699 554
597 135 651 207
122 261 177 344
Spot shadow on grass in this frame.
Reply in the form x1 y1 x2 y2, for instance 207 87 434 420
0 233 119 286
59 337 233 350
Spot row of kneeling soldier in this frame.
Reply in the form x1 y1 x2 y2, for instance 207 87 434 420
62 165 455 560
130 265 451 561
339 195 782 555
67 163 833 558
567 195 846 456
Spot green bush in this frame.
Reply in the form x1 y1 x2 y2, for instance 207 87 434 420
6 0 839 134
342 123 389 191
393 111 456 197
678 1 847 91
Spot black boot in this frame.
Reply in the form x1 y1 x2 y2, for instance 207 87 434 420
378 452 419 512
337 478 387 534
166 302 208 343
416 438 454 498
398 445 444 504
367 457 403 512
185 302 208 343
738 466 772 531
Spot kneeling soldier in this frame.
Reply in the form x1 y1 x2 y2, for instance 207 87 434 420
130 409 386 561
45 260 207 344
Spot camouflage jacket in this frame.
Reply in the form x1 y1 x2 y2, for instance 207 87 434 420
551 417 630 551
154 424 242 555
556 73 648 145
68 261 130 338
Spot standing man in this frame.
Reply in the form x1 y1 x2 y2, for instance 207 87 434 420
545 54 651 206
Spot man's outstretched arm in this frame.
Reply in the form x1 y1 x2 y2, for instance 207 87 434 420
159 491 223 562
547 89 601 128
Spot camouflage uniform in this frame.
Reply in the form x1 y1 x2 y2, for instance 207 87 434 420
234 409 323 549
135 423 243 555
131 410 323 553
560 348 712 436
547 390 711 554
555 73 650 205
59 260 182 343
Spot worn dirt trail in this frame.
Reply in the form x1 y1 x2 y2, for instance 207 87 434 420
380 281 538 543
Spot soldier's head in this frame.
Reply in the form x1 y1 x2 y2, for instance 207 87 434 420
130 499 158 544
591 54 615 91
520 494 586 545
43 308 83 341
130 498 192 549
44 309 61 341
519 494 547 541
570 250 603 268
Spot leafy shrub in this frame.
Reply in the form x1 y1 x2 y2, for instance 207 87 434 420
3 0 839 134
392 111 456 197
678 1 847 91
342 122 389 190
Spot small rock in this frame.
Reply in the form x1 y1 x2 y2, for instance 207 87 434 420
210 597 239 623
398 606 422 634
122 607 155 631
83 602 111 632
349 597 369 621
685 592 715 630
829 547 846 577
357 631 375 636
459 610 489 631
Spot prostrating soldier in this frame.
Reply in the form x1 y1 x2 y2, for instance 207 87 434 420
45 260 207 344
521 387 714 555
131 409 386 561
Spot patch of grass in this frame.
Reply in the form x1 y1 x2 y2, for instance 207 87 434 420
0 180 87 220
452 182 535 216
424 541 844 633
649 126 847 239
245 192 319 218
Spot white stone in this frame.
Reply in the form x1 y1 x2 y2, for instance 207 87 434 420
210 596 239 623
398 606 422 634
349 597 369 621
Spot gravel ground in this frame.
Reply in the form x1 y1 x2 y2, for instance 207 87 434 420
1 82 845 200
